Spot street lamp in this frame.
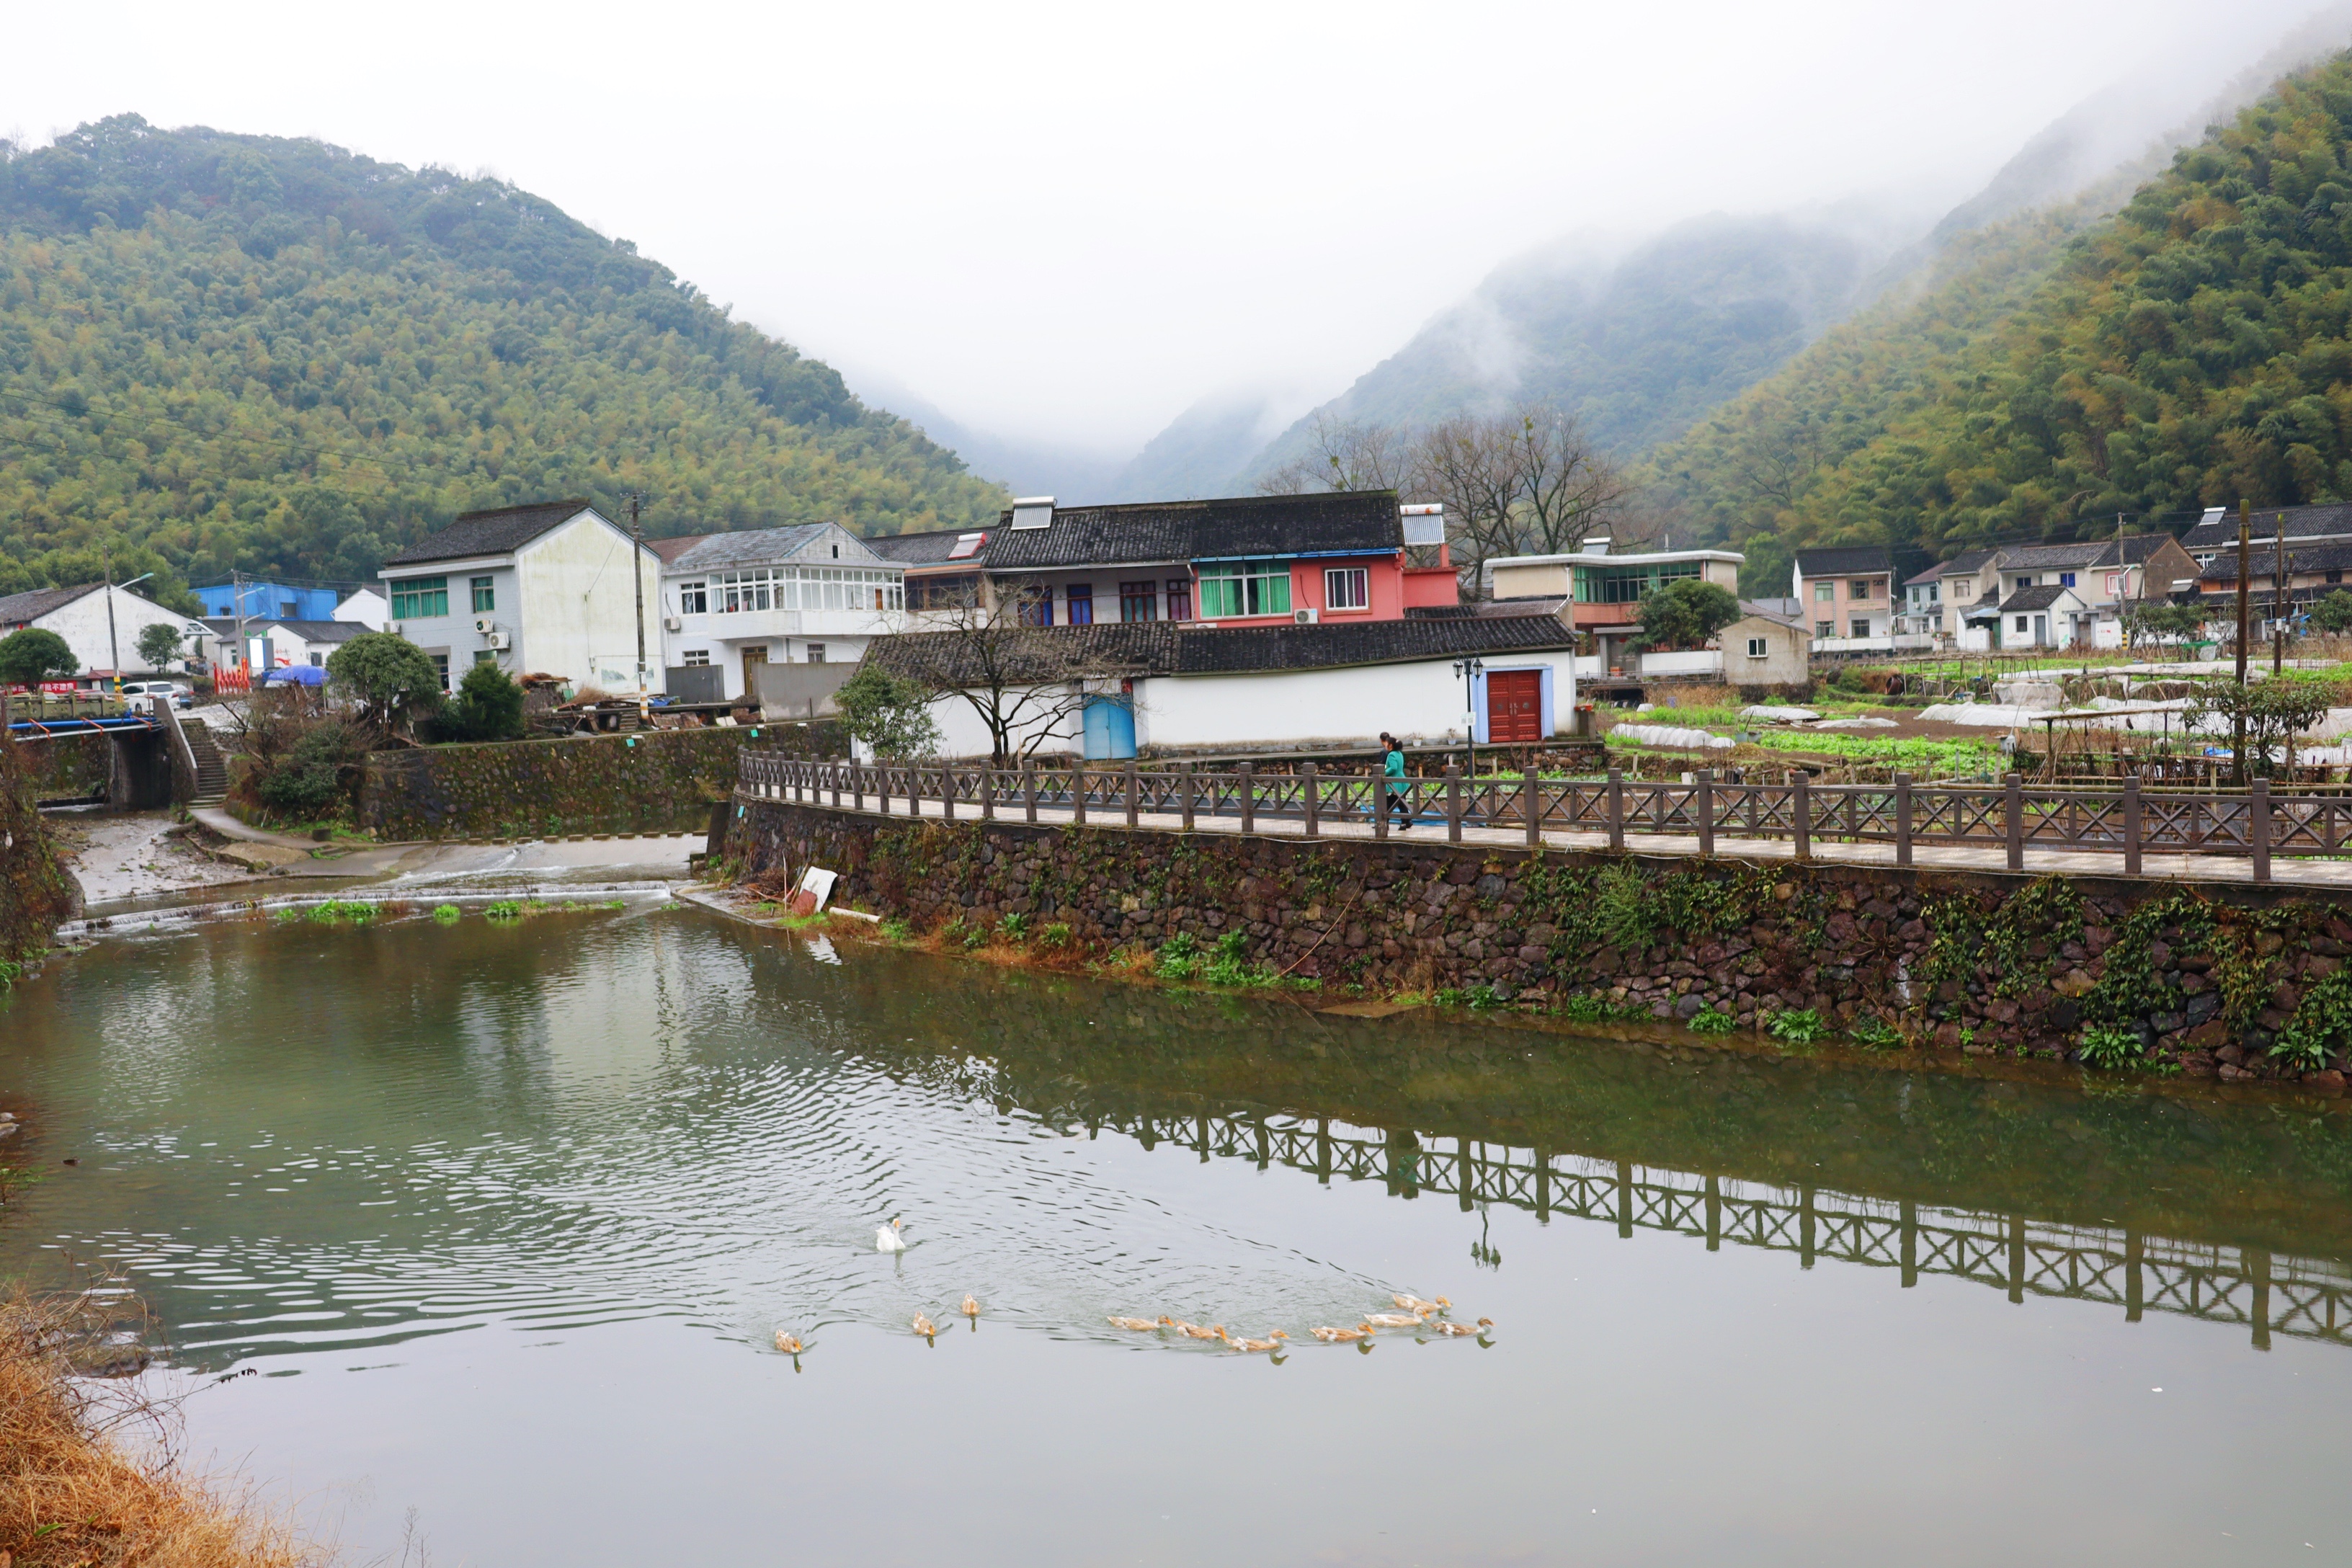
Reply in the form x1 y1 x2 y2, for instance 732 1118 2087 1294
1453 655 1484 780
103 562 154 705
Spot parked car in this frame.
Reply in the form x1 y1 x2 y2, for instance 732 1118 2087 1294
119 680 193 710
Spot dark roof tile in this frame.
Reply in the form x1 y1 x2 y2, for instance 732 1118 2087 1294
0 582 102 624
1793 545 1894 576
2180 504 2352 551
382 499 602 568
981 491 1402 571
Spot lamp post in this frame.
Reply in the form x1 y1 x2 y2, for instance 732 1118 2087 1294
102 558 154 708
1453 655 1484 781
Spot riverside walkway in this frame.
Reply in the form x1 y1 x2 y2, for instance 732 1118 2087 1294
738 755 2352 892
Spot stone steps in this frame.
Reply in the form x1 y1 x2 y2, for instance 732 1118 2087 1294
184 717 228 808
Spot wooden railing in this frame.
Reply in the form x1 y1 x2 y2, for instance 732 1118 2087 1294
736 754 2352 882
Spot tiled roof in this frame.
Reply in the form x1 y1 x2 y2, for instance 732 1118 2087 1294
264 620 368 641
382 500 600 567
646 533 713 564
868 528 986 566
2180 504 2352 551
980 491 1402 571
0 582 101 624
1917 548 1996 584
2110 533 2179 564
1793 546 1893 576
1404 597 1566 620
665 525 878 574
865 611 1573 686
2000 584 2076 612
2198 540 2352 580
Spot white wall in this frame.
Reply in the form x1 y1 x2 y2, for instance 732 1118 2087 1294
27 587 196 677
335 588 390 629
514 517 664 695
917 683 1082 760
1139 654 1575 752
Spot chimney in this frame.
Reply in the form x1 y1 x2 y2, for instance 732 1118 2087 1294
1010 496 1056 531
1581 535 1610 556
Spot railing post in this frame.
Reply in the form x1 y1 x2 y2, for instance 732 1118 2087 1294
851 762 863 813
2252 776 2271 883
2124 774 2142 877
1445 764 1462 844
1072 765 1087 826
831 762 841 811
1303 762 1320 838
1696 768 1714 858
980 763 994 820
1607 766 1624 853
1792 770 1810 861
2004 772 2023 871
1524 764 1541 847
1894 772 1912 868
940 763 956 820
1373 761 1389 842
1180 762 1195 832
1125 759 1139 829
1239 763 1255 834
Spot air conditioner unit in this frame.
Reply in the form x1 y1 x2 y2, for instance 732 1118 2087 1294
1293 607 1319 625
484 632 510 650
473 618 494 634
664 615 682 633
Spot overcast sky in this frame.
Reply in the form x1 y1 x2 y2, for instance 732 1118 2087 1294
7 0 2342 459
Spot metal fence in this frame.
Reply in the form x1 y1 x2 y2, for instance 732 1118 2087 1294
736 753 2352 881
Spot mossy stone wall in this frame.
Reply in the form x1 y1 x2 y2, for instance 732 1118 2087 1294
14 731 110 801
362 721 844 840
0 734 79 960
721 796 2352 1090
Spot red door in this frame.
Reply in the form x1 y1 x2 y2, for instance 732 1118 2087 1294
1486 670 1542 743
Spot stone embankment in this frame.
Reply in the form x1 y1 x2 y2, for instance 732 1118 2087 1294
0 731 78 964
718 796 2352 1090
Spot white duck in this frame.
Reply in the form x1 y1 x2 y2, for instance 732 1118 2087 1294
875 1218 906 1253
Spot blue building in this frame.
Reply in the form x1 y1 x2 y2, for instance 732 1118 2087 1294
192 581 350 621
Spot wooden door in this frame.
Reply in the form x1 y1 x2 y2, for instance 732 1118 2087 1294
741 645 768 698
1486 669 1543 744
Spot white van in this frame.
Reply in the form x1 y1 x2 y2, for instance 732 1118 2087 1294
120 681 193 711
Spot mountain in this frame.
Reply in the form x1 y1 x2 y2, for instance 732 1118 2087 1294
1105 392 1292 502
1642 41 2352 592
0 116 1008 607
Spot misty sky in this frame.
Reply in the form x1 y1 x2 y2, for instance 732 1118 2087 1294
8 0 2342 459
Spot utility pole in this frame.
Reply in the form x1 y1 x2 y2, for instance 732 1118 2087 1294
2275 510 2289 676
231 567 247 697
103 546 120 706
2234 501 2251 786
629 494 649 727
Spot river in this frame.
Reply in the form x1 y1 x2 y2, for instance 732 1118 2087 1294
2 902 2349 1564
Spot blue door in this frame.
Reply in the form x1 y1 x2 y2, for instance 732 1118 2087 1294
1082 696 1136 760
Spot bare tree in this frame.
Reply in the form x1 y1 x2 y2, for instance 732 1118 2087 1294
878 588 1155 767
1500 402 1626 555
1257 411 1412 495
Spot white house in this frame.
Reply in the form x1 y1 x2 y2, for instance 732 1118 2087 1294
0 582 212 684
1486 537 1744 676
334 587 390 629
204 619 370 674
661 523 906 701
378 499 664 695
866 612 1577 761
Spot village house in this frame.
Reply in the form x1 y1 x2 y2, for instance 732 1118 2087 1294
192 579 387 628
202 618 370 674
882 491 1456 632
1946 535 2199 650
2178 502 2352 569
1716 611 1812 687
657 522 906 703
1791 546 1898 648
0 582 211 687
1485 537 1742 676
2192 538 2352 633
377 499 664 695
863 610 1575 762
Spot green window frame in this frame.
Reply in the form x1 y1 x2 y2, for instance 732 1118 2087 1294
1572 561 1701 605
1197 560 1291 618
390 576 449 620
471 576 495 613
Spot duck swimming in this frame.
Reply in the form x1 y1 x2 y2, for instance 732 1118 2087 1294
1107 1317 1161 1332
1394 1294 1451 1314
1432 1318 1494 1337
876 1219 906 1253
772 1329 803 1355
912 1313 937 1339
1228 1331 1289 1353
961 1295 981 1320
1363 1312 1429 1329
1310 1324 1374 1343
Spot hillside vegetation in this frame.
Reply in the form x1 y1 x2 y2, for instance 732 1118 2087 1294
0 117 1007 607
1644 50 2352 586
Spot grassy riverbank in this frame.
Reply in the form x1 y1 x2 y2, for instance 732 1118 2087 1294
0 1291 308 1568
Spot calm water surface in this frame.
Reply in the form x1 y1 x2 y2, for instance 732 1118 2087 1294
4 906 2351 1565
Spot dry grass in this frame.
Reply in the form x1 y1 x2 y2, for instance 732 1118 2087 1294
0 1284 315 1568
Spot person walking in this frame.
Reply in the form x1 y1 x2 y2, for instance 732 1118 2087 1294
1382 733 1412 829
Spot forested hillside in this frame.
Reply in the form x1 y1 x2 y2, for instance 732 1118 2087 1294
0 117 1007 607
1645 50 2352 588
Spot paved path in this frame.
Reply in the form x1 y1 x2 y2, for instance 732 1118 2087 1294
765 790 2352 892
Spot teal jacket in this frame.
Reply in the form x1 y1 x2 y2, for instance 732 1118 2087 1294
1384 749 1405 780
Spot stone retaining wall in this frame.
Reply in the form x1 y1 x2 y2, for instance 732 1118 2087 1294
15 731 110 801
0 734 78 961
361 721 844 840
718 796 2352 1089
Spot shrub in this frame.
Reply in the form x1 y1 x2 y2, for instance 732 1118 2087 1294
1202 930 1277 988
834 664 942 758
879 917 912 942
1688 1007 1736 1035
1155 932 1200 980
1434 987 1469 1007
997 912 1030 942
432 904 462 923
484 899 525 920
325 632 445 735
1848 1017 1904 1049
2080 1025 2146 1070
432 662 526 743
1465 983 1503 1010
254 721 355 819
1767 1009 1827 1045
1040 922 1073 948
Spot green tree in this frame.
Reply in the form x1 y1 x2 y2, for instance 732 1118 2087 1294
325 633 445 735
135 621 184 671
0 628 77 686
832 664 941 758
2308 591 2352 633
435 662 526 744
2121 601 2209 648
254 721 355 819
1633 579 1742 651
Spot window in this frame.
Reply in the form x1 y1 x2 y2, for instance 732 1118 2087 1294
471 576 495 613
1850 579 1874 599
428 652 451 690
308 651 323 666
1166 577 1193 622
2330 570 2345 585
1324 566 1370 611
2015 576 2034 592
1066 583 1095 625
909 574 979 611
2059 572 2076 587
1198 561 1291 618
2106 574 2124 596
473 649 498 666
1746 637 1768 659
1119 582 1158 622
806 644 826 663
1954 581 1971 598
1814 582 1835 603
1850 618 1871 638
1816 620 1833 638
710 566 902 613
1573 561 1700 604
678 581 708 615
682 650 710 667
1016 588 1054 627
390 576 449 620
2015 616 2030 633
